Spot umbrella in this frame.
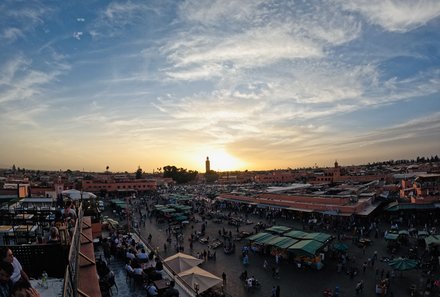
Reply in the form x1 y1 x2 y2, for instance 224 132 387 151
417 231 429 238
177 266 222 294
385 233 399 241
62 189 97 200
425 235 440 246
164 253 203 274
388 258 418 271
333 242 349 252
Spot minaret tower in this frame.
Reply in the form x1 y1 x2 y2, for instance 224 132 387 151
205 157 210 173
333 160 341 179
55 175 64 195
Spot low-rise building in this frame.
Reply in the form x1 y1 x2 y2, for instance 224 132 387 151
82 178 157 196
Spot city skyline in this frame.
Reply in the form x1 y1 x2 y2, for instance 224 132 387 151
1 1 440 173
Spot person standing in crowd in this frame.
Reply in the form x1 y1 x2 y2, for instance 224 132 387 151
0 248 30 284
11 280 40 297
146 281 158 296
61 200 77 220
47 227 60 243
271 285 277 297
0 261 13 297
163 280 179 297
263 259 268 270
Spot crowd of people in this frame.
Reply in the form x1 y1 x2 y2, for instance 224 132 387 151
101 230 179 297
103 185 440 297
0 196 86 297
0 247 37 297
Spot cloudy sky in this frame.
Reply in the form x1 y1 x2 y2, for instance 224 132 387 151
1 0 439 173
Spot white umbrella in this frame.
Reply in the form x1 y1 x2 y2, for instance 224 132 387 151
164 252 203 274
62 189 97 200
177 266 222 294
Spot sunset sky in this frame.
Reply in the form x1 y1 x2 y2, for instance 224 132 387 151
1 0 439 173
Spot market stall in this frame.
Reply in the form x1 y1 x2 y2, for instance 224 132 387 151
265 225 292 235
288 239 325 270
266 236 298 258
246 232 278 253
283 230 308 240
301 232 333 243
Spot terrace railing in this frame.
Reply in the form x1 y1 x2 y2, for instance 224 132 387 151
62 204 83 297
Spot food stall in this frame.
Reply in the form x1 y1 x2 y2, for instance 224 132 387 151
246 232 278 253
287 239 325 270
267 236 298 258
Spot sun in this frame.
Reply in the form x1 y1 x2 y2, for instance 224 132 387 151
207 149 245 172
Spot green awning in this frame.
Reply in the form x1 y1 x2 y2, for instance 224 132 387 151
254 234 278 245
385 233 399 240
333 242 349 252
384 201 399 211
301 232 332 243
284 230 308 239
267 236 299 249
170 204 192 211
417 231 429 237
398 230 410 236
288 240 324 257
111 199 124 204
246 232 272 242
265 225 292 235
175 215 188 221
386 202 435 212
425 235 440 246
388 257 418 271
160 208 176 213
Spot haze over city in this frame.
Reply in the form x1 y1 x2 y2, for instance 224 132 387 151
1 1 439 173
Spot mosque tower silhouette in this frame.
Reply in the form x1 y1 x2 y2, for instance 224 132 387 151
205 157 210 173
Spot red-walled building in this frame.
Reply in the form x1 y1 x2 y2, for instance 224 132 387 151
82 178 157 196
410 174 440 204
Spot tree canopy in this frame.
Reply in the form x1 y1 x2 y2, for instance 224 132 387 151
205 170 219 183
163 165 198 184
135 166 143 179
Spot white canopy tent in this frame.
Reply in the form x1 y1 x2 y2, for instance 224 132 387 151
177 266 222 294
164 252 203 274
62 189 97 200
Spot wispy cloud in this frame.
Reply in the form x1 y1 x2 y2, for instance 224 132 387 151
1 27 24 42
89 1 161 38
162 0 361 81
0 59 59 104
1 102 49 128
178 0 264 25
0 2 51 43
338 0 440 32
0 0 439 171
226 111 440 167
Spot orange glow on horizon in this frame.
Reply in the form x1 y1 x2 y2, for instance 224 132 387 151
206 149 246 172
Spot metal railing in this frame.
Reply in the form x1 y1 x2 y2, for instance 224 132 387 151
134 231 200 297
134 230 233 297
62 204 84 297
